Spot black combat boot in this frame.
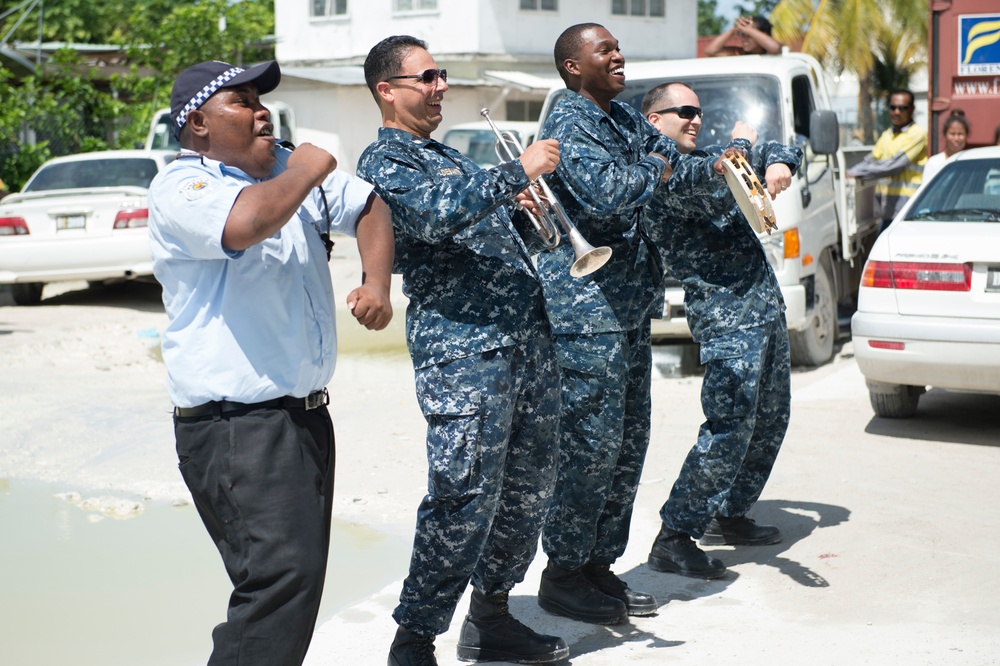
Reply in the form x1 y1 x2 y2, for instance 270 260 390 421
647 524 727 579
457 588 569 664
580 563 658 616
388 625 438 666
700 515 782 546
537 560 628 625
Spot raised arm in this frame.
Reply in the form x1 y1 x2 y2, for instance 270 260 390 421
224 143 336 251
357 146 535 245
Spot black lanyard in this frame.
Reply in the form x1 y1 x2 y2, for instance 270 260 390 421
279 141 333 261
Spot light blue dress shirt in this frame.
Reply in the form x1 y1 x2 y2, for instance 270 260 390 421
148 146 373 407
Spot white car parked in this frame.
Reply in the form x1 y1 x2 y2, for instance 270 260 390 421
0 150 176 305
851 146 1000 417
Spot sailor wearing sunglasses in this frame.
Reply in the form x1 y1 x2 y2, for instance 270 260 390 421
640 81 801 581
357 35 568 666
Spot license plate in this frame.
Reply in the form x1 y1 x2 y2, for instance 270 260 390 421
987 267 1000 292
55 214 86 230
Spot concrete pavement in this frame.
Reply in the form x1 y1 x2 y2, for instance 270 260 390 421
307 340 1000 666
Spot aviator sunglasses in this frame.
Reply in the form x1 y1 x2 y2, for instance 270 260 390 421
386 68 448 85
651 105 703 120
888 104 912 111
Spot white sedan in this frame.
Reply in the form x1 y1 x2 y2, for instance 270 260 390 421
0 149 176 305
851 146 1000 418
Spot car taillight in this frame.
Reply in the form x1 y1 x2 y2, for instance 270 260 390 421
114 208 149 229
861 260 894 288
0 216 29 235
861 260 971 291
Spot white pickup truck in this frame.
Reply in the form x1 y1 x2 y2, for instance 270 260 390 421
538 52 880 366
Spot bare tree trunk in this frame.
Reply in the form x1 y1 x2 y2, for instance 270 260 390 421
858 71 876 144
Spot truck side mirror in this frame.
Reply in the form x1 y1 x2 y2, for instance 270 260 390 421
809 110 839 155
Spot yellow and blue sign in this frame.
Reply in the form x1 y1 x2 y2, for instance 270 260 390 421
959 13 1000 75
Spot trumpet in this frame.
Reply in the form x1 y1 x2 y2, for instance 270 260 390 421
480 108 612 278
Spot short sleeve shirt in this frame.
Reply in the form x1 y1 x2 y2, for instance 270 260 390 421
148 147 373 406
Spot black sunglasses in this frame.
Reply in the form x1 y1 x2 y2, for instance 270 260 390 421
889 104 911 111
651 105 703 120
386 68 448 85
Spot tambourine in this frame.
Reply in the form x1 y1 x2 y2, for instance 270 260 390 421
720 150 778 235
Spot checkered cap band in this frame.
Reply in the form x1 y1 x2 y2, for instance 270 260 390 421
175 66 244 129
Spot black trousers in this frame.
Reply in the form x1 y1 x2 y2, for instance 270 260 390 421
175 404 335 666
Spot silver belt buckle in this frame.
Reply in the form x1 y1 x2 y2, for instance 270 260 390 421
305 388 329 410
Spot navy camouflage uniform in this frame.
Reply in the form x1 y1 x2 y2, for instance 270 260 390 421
356 127 560 636
647 140 802 538
536 91 726 570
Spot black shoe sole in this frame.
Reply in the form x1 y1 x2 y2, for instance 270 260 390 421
699 533 782 546
624 601 658 616
647 554 727 579
537 595 628 625
456 644 570 664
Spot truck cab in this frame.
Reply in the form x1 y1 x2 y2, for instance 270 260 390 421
538 52 879 365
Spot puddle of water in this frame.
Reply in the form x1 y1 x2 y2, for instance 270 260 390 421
0 479 409 666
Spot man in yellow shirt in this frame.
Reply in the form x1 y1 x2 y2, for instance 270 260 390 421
848 89 927 233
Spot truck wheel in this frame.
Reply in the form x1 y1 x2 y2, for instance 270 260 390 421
866 380 924 418
11 282 44 306
789 264 835 366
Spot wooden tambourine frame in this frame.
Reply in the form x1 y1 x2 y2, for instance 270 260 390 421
720 151 778 235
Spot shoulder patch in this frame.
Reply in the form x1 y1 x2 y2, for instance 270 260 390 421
439 168 462 176
179 177 213 200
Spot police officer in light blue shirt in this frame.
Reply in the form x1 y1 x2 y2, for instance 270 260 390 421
147 59 394 666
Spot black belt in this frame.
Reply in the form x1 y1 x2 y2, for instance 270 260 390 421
174 388 329 418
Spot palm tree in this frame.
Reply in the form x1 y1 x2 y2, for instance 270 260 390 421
769 0 927 143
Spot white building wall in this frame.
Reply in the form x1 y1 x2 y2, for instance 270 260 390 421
272 0 698 173
276 0 696 66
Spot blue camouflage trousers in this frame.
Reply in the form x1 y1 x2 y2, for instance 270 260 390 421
659 317 791 537
542 323 652 570
394 335 560 636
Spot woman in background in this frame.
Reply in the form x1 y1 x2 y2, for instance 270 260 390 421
923 109 969 183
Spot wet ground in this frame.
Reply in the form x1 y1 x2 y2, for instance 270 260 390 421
0 479 409 666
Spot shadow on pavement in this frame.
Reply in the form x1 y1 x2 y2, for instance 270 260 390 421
864 390 1000 448
0 281 164 313
504 591 684 664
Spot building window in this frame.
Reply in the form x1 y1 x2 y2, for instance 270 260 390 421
312 0 347 17
520 0 558 10
394 0 438 11
611 0 664 17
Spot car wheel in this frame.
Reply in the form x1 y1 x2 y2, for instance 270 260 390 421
790 263 835 367
866 380 924 418
11 282 44 306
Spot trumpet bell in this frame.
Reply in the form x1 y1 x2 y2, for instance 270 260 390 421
570 245 613 278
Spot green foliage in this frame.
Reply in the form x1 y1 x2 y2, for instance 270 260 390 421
734 0 780 20
698 0 728 37
2 0 135 43
0 0 276 182
119 0 275 77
